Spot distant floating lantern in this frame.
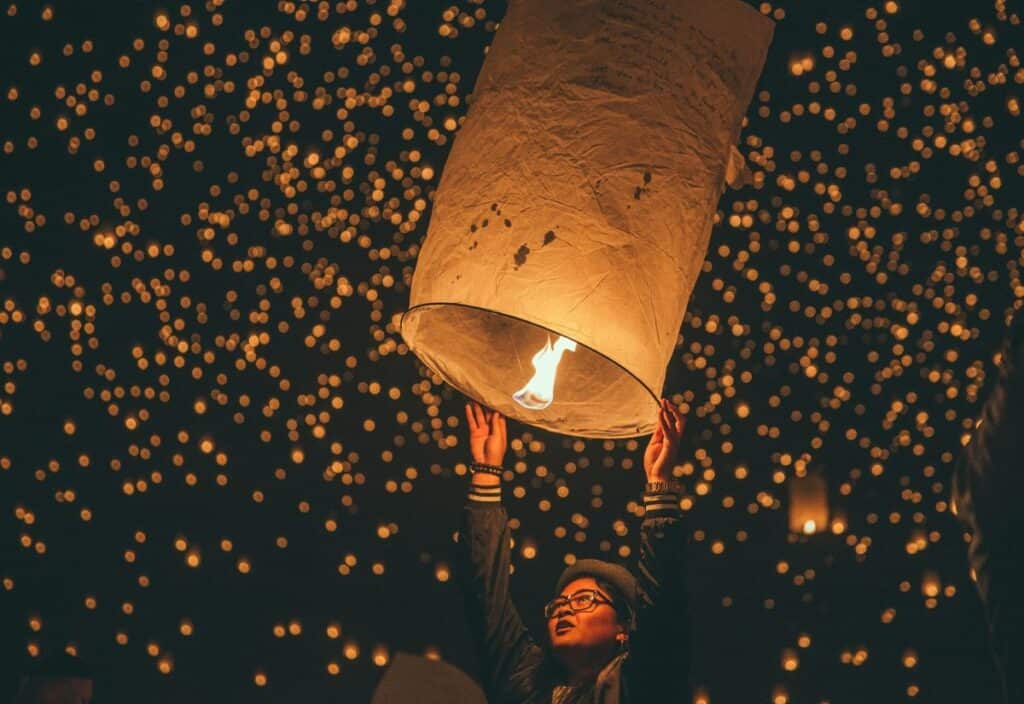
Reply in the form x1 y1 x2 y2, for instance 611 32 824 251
829 509 848 535
788 474 829 535
921 570 941 598
400 0 774 437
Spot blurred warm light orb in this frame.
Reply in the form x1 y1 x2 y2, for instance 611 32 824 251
0 0 1018 699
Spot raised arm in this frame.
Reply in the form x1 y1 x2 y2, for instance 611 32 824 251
455 402 543 704
952 312 1024 704
625 398 691 700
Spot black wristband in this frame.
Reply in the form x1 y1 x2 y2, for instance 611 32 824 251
469 462 504 476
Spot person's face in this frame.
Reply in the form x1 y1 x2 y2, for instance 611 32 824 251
546 577 624 653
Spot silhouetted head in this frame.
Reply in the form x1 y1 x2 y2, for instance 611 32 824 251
14 652 94 704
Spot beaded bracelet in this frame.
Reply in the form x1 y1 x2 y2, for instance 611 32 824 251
469 462 504 476
645 480 683 495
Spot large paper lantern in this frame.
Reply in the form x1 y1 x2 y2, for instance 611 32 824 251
401 0 774 437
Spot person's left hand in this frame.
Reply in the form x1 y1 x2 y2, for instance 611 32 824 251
643 398 685 482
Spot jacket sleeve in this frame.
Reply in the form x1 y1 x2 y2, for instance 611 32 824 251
952 314 1024 704
455 481 544 704
623 489 691 700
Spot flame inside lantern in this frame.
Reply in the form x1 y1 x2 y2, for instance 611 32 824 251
512 335 577 410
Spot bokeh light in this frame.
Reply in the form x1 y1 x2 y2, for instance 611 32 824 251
0 0 1021 701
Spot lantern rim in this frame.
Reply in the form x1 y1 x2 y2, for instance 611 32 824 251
400 301 664 438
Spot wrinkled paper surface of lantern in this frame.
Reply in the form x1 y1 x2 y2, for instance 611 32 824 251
401 0 774 437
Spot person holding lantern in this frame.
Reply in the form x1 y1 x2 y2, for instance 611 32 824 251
456 398 689 703
952 309 1024 704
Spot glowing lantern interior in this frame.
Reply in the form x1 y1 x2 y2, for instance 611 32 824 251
401 305 657 438
512 335 577 410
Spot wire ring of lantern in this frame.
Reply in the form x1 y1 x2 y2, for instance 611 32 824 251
401 301 663 438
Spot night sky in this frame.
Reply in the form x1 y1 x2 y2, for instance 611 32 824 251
1 0 1021 701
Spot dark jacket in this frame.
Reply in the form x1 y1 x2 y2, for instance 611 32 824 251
952 313 1024 704
455 482 690 703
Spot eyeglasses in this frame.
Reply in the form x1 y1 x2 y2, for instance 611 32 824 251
543 589 613 619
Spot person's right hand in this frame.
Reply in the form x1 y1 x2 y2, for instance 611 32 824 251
643 398 685 483
465 401 507 466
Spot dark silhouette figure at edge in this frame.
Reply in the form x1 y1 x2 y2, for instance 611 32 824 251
952 308 1024 704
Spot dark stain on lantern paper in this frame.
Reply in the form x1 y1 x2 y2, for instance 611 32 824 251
513 244 530 268
543 230 556 245
634 171 652 200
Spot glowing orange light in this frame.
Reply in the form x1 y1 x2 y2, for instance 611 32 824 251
512 335 576 410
